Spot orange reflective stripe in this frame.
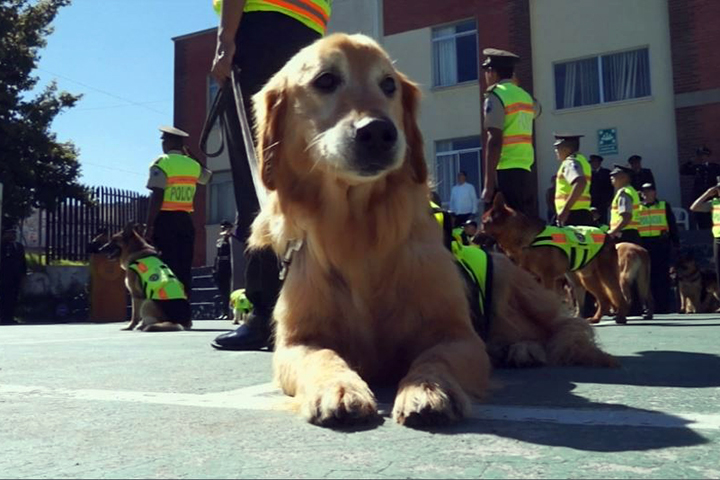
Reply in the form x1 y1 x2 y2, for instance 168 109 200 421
137 262 148 273
638 226 668 232
555 195 591 201
503 135 533 146
161 201 193 212
262 0 327 28
166 176 198 185
158 287 168 300
505 103 534 115
591 234 606 243
551 233 567 243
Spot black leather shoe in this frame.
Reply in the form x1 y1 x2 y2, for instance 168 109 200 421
211 323 272 351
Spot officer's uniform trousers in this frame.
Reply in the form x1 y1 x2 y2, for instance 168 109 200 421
641 235 672 313
152 211 195 300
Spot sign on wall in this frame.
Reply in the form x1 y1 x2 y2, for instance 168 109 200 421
598 128 618 155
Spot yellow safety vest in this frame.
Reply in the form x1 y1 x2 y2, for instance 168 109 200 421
230 289 253 314
213 0 332 35
128 256 187 301
712 199 720 238
610 186 641 232
555 153 592 213
487 82 535 172
154 154 202 212
638 201 669 238
531 226 607 271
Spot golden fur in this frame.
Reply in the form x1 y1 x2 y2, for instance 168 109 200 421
616 242 654 318
248 34 615 429
102 223 192 332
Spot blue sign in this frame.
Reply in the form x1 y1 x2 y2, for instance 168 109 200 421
598 128 618 155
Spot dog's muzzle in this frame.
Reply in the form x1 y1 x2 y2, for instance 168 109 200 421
98 242 121 260
352 116 398 175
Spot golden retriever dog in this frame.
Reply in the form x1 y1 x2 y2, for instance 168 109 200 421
248 34 615 429
482 194 629 324
100 223 192 332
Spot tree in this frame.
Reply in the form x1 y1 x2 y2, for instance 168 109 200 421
0 0 89 229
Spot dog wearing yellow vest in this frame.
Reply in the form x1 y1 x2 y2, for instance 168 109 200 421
100 223 192 332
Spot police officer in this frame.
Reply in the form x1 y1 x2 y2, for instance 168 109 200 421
145 126 212 297
481 48 540 217
213 220 233 319
553 134 594 227
0 227 27 325
608 165 642 245
690 181 720 286
639 183 679 313
210 0 332 351
589 155 613 226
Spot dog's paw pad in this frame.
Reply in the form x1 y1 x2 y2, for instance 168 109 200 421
392 381 468 428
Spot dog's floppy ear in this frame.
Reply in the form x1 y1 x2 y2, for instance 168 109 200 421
492 192 507 210
253 84 288 191
399 72 427 184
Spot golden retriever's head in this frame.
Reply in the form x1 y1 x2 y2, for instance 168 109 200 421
253 34 426 193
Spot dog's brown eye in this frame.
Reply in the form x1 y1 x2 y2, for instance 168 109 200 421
380 76 396 96
313 72 341 93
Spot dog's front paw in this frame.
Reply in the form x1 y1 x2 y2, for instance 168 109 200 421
120 323 136 331
392 379 470 428
301 377 378 428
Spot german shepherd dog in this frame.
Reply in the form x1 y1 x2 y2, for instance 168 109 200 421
100 223 192 332
482 194 630 324
676 253 720 313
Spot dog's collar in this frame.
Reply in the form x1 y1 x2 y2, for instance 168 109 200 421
279 239 304 281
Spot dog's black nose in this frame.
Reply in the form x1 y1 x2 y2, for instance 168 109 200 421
354 116 398 172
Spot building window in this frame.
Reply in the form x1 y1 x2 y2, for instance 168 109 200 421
432 20 478 88
434 136 482 207
208 171 236 225
554 47 651 110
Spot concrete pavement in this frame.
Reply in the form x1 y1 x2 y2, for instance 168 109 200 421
1 315 720 479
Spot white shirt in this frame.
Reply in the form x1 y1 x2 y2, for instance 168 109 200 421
449 182 478 215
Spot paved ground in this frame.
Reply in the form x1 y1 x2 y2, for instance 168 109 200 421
1 314 720 479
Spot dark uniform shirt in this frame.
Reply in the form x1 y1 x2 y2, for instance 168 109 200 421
213 235 231 279
680 161 720 197
590 167 613 209
0 240 27 285
630 168 656 192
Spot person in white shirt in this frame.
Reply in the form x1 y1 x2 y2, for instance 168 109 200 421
449 171 478 227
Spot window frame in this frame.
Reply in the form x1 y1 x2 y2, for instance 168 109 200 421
431 19 479 89
434 136 483 209
553 46 652 111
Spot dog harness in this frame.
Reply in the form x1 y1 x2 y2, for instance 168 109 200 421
530 225 607 272
230 289 253 315
128 256 187 301
431 202 493 340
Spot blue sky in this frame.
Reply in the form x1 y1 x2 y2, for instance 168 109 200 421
34 0 218 193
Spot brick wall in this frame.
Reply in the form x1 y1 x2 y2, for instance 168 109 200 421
668 0 720 207
174 29 216 266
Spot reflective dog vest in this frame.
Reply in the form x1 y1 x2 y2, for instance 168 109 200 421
638 201 669 238
213 0 332 35
610 186 641 231
487 82 535 172
153 154 202 212
555 153 592 213
230 288 253 314
128 256 187 300
531 225 607 271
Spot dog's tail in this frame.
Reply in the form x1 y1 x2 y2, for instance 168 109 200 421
143 322 187 332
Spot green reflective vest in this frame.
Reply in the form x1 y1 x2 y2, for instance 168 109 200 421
487 82 535 172
451 227 464 245
555 153 592 213
639 201 669 238
610 185 641 232
531 225 607 271
230 289 253 314
153 154 202 212
213 0 332 35
712 199 720 238
128 256 187 301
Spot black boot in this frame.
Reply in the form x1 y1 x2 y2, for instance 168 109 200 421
211 312 273 351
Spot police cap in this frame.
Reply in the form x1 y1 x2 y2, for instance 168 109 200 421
481 48 520 69
220 220 233 228
609 164 634 177
464 219 478 228
159 126 189 138
641 183 656 191
553 133 584 147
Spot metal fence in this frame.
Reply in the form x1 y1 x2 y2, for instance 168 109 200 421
45 187 149 262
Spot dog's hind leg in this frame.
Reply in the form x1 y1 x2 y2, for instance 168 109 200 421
393 335 490 428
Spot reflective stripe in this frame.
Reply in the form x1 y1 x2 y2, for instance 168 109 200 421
639 201 669 238
128 256 186 301
712 199 720 238
160 201 196 211
531 225 607 271
244 0 331 34
503 135 533 146
166 176 199 185
610 186 641 231
504 103 534 115
154 154 201 213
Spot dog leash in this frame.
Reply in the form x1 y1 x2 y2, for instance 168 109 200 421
199 66 268 210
